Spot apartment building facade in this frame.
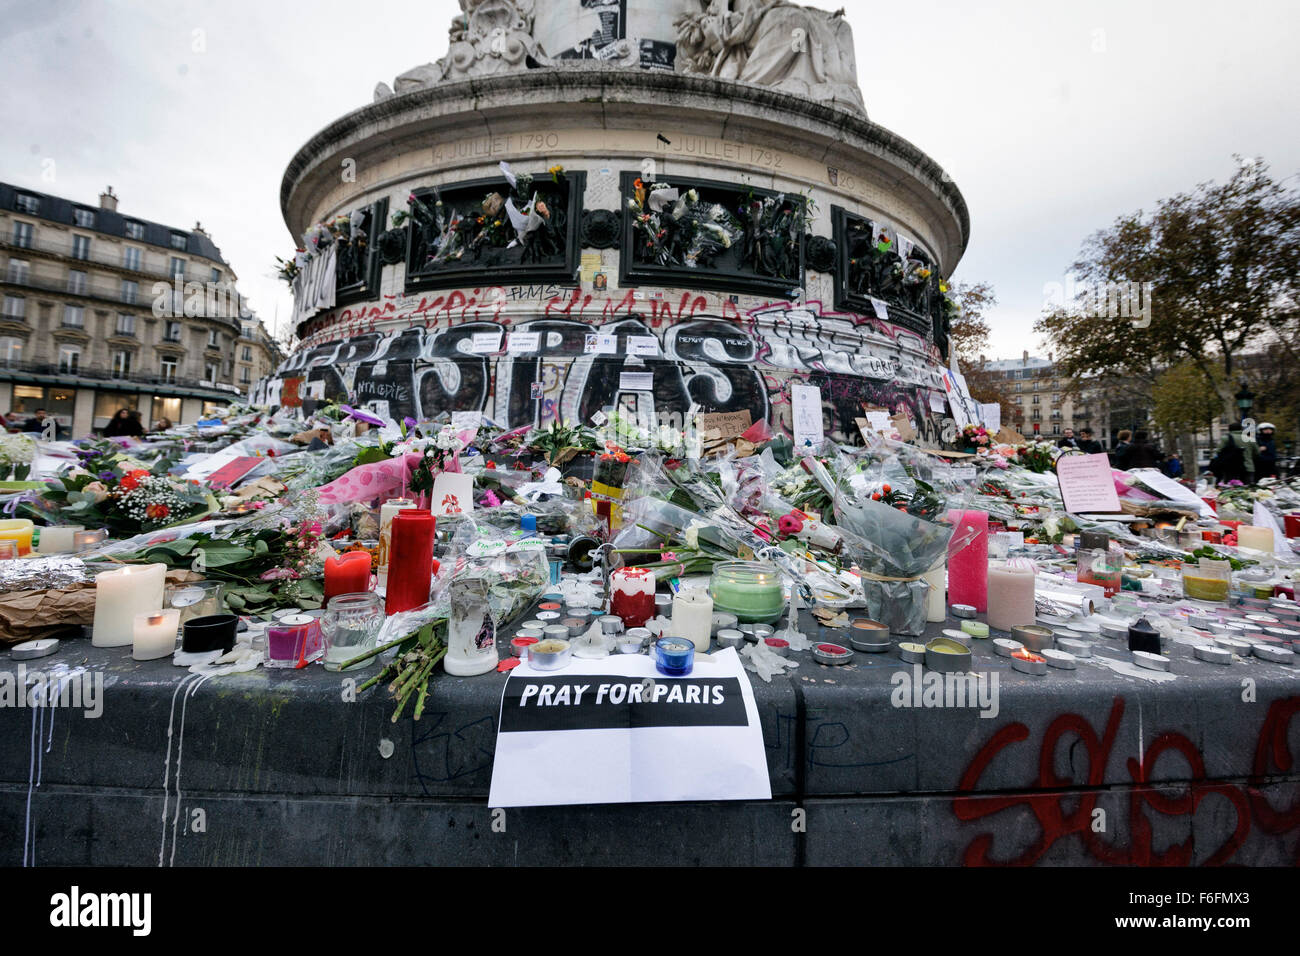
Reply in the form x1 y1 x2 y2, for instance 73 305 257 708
0 182 279 434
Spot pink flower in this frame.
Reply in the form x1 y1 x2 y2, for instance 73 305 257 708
260 567 301 581
778 513 804 536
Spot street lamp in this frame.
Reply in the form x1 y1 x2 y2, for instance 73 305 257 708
1235 380 1254 425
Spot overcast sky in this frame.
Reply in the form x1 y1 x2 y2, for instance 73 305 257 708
2 0 1297 359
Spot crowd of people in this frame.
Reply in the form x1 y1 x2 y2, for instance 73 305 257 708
1054 423 1285 482
4 407 174 438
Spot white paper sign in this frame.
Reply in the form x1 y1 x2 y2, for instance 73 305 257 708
980 403 1001 433
941 369 979 430
791 383 824 450
1127 468 1215 518
488 647 771 807
930 392 947 413
619 372 654 391
470 331 502 354
627 336 660 357
431 472 474 516
507 332 540 353
865 411 891 434
869 297 890 322
1056 453 1122 514
584 333 617 355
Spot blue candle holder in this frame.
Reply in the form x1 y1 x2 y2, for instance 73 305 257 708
654 637 695 676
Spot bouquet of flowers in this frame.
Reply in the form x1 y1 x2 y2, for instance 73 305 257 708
1015 439 1060 474
0 433 37 480
959 424 992 453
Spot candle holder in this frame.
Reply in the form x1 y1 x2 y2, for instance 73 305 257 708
898 641 926 664
1056 637 1093 658
709 561 785 624
1132 650 1171 671
1011 649 1047 675
511 636 538 657
654 637 695 676
528 639 571 671
166 581 225 625
1253 643 1296 664
610 567 655 627
1195 644 1233 665
848 619 890 653
925 637 971 672
992 638 1023 658
811 642 853 665
182 613 239 655
1041 648 1076 670
73 529 109 552
1011 624 1054 653
321 592 384 671
0 539 16 561
265 615 323 668
715 629 745 649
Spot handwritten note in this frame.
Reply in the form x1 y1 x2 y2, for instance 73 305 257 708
791 384 824 450
1056 453 1122 514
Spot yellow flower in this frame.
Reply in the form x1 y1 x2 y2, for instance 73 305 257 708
548 164 564 176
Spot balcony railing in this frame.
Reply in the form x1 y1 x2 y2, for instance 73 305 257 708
0 231 224 279
0 271 241 322
0 357 239 392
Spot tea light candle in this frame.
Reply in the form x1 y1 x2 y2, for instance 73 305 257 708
655 637 695 676
1195 644 1233 665
1011 648 1047 675
951 604 977 619
672 590 714 651
1237 525 1274 553
711 612 739 634
132 609 180 661
1057 637 1093 658
993 637 1023 657
1041 648 1077 670
988 559 1036 631
898 641 926 663
1254 644 1295 664
946 510 989 613
73 529 108 551
1011 624 1053 652
961 620 989 639
610 567 656 627
1132 650 1171 671
812 642 853 665
93 563 167 647
764 637 790 657
716 629 745 649
511 636 538 658
0 519 34 556
36 525 84 555
266 615 316 667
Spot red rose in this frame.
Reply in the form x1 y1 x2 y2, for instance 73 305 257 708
146 503 170 521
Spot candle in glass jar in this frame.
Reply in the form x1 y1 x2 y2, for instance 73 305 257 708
947 510 989 613
987 559 1036 631
74 529 109 551
1237 525 1274 553
377 497 415 587
132 609 180 661
0 519 34 556
324 550 372 603
709 561 785 623
93 563 167 647
610 567 656 627
36 525 84 555
386 509 435 615
672 590 714 651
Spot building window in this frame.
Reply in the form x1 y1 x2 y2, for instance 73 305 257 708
2 295 25 319
58 345 80 374
210 267 220 282
12 222 33 249
204 361 219 382
1031 395 1040 405
112 350 132 378
120 279 138 304
170 256 187 279
73 208 96 229
116 313 135 335
160 357 178 383
207 329 220 348
5 259 29 284
241 345 252 362
67 269 88 294
123 246 142 271
240 366 251 384
170 233 187 251
164 320 181 342
0 336 22 366
124 221 145 240
14 194 40 215
63 305 84 328
71 236 91 262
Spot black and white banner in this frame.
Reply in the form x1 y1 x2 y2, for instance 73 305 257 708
291 244 337 327
488 647 770 807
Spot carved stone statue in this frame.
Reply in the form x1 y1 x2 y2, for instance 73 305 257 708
378 0 549 100
675 1 865 114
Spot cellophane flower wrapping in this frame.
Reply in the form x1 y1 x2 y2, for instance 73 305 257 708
810 439 978 635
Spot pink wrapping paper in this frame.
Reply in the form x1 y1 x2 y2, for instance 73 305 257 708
316 453 424 505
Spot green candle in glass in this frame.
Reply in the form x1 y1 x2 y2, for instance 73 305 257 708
710 561 785 624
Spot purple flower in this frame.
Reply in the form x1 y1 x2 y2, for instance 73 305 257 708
403 417 417 431
98 471 116 481
341 404 385 427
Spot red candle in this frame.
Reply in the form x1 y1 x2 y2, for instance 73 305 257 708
1285 515 1300 539
386 510 436 615
947 509 990 613
324 550 372 603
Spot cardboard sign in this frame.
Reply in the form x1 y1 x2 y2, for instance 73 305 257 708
994 426 1025 445
487 647 770 807
431 472 474 517
1056 453 1122 514
697 410 752 452
890 412 917 443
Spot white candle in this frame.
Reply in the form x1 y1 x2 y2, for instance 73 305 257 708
377 497 415 587
133 609 180 661
923 563 946 622
1237 525 1274 553
672 590 714 651
988 560 1037 632
37 525 84 555
93 563 167 647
